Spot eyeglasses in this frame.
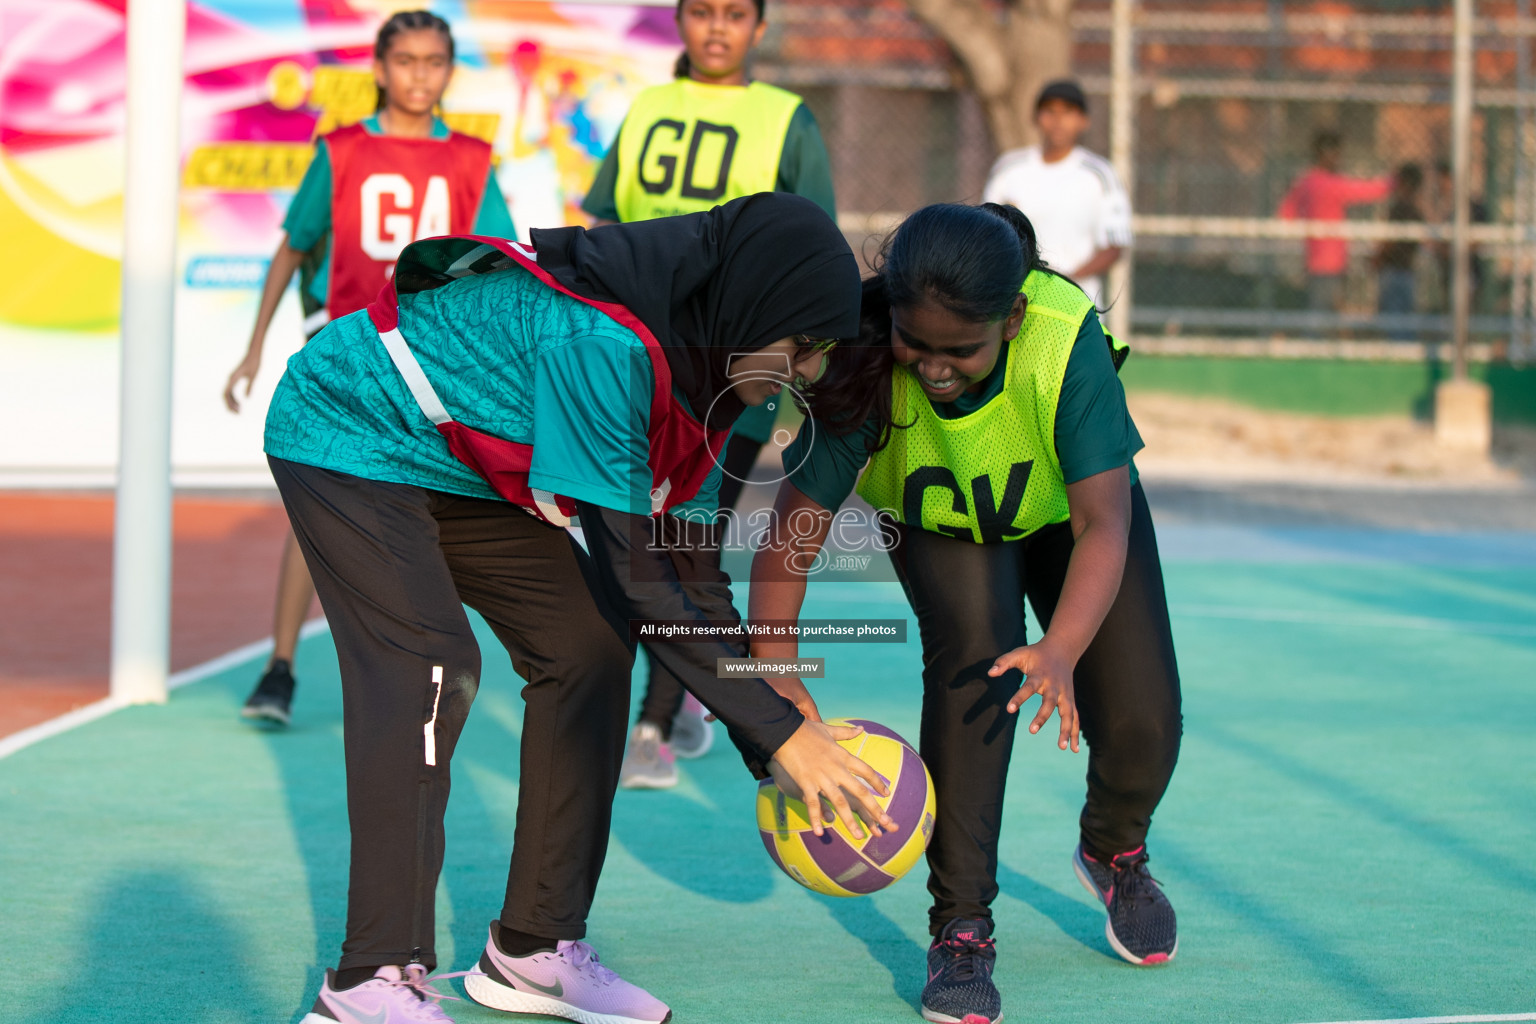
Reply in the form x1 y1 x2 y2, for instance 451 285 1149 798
794 334 839 354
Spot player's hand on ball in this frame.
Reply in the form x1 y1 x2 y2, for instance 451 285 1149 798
768 720 895 839
989 640 1081 752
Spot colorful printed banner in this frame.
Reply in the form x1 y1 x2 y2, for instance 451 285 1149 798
0 0 678 483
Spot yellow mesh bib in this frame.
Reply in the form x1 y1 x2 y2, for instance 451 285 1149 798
855 271 1096 543
614 80 801 222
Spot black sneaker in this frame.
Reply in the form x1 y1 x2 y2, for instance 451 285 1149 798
241 659 295 726
1073 843 1178 965
920 917 1002 1024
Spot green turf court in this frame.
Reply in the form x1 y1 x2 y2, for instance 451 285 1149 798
2 524 1534 1024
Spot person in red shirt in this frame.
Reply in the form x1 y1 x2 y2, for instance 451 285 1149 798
1278 132 1391 316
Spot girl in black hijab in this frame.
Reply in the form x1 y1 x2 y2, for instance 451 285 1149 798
264 194 891 1024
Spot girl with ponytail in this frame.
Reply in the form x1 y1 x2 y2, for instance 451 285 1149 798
750 202 1183 1024
581 0 840 788
222 11 514 729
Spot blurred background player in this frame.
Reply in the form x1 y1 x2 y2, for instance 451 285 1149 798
1375 162 1424 340
750 203 1182 1024
222 10 515 726
1278 131 1390 317
580 0 838 788
981 79 1131 308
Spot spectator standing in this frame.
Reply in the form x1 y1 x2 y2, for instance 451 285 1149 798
1432 159 1489 314
982 80 1132 308
1375 162 1424 340
1278 131 1391 316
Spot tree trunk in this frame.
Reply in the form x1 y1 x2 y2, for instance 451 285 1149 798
903 0 1076 154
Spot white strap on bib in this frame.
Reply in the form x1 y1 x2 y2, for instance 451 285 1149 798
650 478 672 515
531 488 573 528
378 245 570 529
377 327 451 426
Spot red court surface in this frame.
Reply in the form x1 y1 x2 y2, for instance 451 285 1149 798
0 492 315 740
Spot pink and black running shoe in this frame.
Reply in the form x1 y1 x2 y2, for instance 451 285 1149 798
920 917 1002 1024
1073 843 1179 965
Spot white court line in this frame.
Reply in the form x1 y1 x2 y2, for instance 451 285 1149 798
0 619 330 762
1297 1015 1536 1024
0 696 126 762
1174 604 1536 638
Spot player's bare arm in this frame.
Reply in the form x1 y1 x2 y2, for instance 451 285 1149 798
223 236 308 413
989 463 1132 751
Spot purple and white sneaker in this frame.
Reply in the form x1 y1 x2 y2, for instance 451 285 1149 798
464 924 671 1024
302 964 468 1023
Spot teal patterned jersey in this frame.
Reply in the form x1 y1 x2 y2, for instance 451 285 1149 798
264 263 722 515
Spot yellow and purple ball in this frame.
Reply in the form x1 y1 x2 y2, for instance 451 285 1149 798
755 718 936 897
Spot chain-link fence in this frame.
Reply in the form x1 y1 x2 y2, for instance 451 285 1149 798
754 0 997 258
756 0 1536 361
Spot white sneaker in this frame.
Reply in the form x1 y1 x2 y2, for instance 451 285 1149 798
465 924 671 1024
618 722 677 789
669 694 714 759
301 964 468 1023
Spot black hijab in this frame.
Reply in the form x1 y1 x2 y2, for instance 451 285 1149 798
530 193 860 430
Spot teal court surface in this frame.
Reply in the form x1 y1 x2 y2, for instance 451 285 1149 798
2 491 1535 1024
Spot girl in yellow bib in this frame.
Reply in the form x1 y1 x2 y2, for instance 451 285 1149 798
582 0 839 785
750 203 1182 1024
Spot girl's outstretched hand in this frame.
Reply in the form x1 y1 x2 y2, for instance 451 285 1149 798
768 719 895 839
223 350 262 413
989 641 1081 752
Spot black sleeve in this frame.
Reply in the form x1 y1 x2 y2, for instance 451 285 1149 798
576 500 804 774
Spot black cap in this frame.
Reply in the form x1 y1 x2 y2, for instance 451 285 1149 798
1035 79 1088 114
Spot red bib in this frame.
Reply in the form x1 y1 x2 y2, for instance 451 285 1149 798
325 124 493 319
367 236 730 525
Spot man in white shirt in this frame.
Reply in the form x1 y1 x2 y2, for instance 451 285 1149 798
982 80 1132 308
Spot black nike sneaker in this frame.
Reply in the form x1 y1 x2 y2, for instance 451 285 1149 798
921 917 1002 1024
241 659 296 726
1073 843 1178 965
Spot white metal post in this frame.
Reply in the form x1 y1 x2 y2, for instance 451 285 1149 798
1434 0 1492 453
1450 0 1474 379
111 0 187 705
1107 0 1135 341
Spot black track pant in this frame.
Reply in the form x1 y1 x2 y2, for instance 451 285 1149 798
637 433 764 736
889 482 1182 935
270 458 635 972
